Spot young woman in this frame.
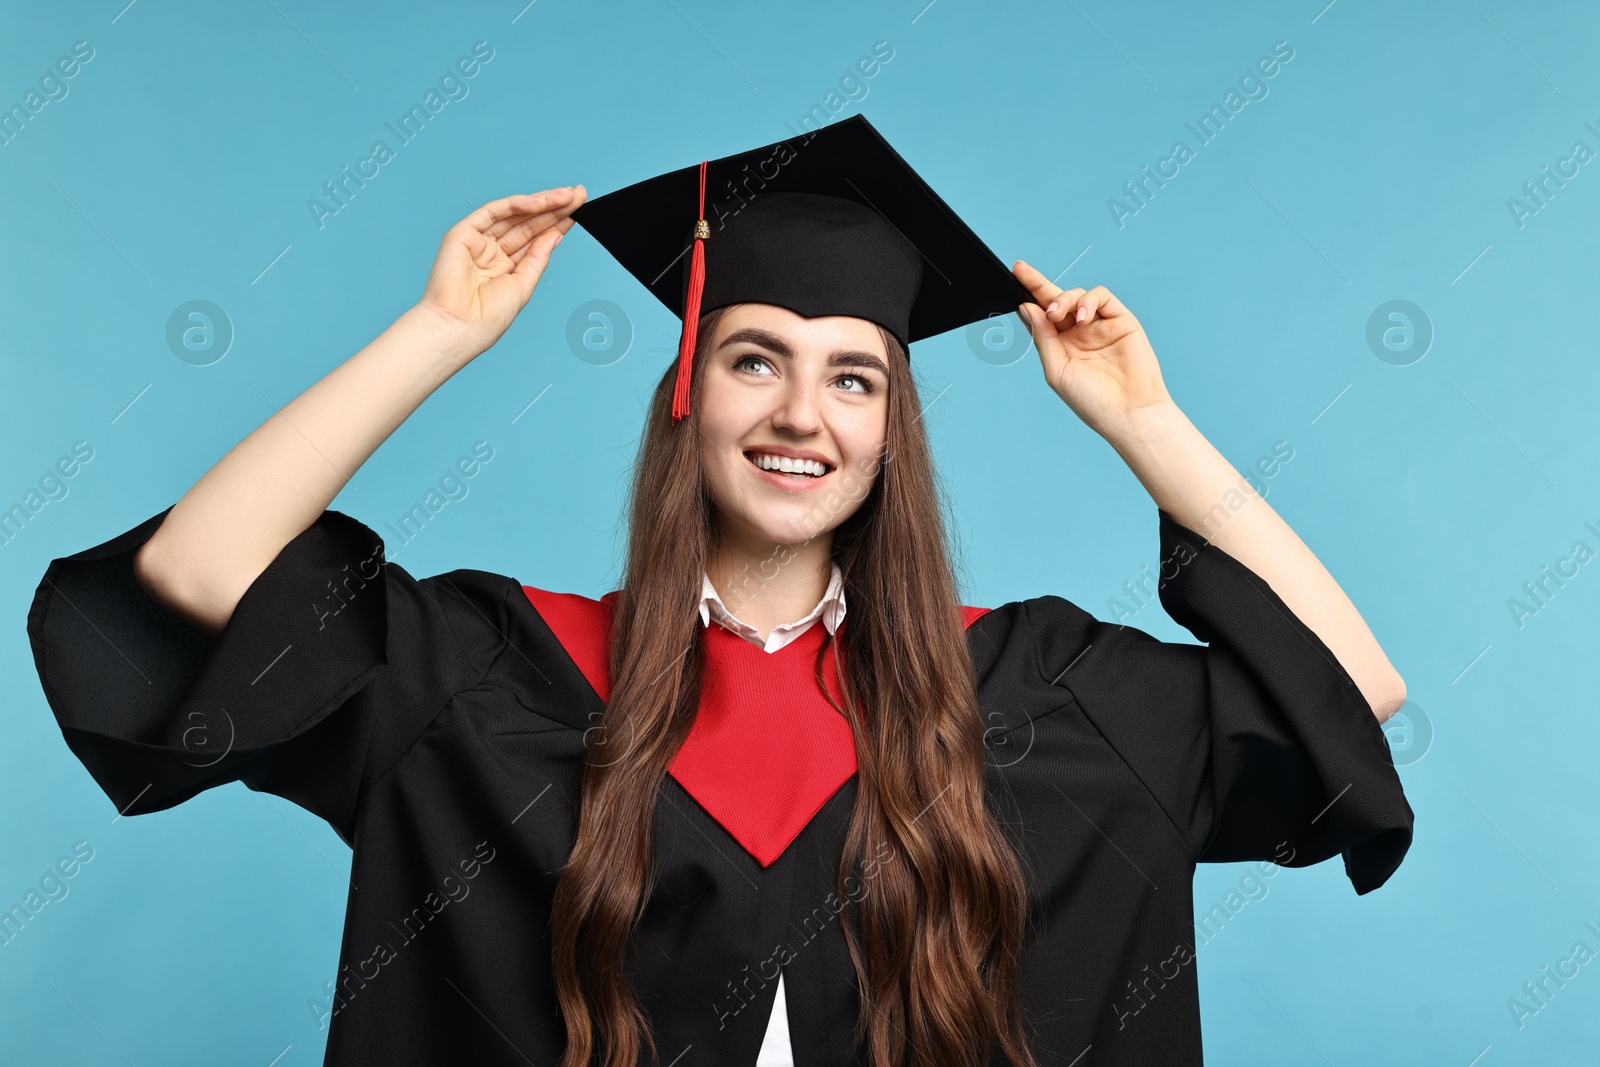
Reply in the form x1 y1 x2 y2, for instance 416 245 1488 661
29 123 1413 1067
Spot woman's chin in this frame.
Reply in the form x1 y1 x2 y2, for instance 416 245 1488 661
726 505 833 548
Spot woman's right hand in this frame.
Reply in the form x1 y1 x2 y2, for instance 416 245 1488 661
415 185 588 358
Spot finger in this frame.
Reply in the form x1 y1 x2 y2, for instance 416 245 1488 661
1018 303 1071 376
484 210 536 241
498 211 575 258
508 216 574 264
1070 285 1129 325
1012 260 1073 308
444 223 492 267
509 225 566 285
462 187 577 235
492 215 550 257
489 183 587 243
1014 261 1095 325
1044 288 1089 324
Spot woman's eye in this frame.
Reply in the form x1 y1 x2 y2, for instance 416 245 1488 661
733 355 875 395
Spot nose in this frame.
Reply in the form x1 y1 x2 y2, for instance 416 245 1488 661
769 377 824 435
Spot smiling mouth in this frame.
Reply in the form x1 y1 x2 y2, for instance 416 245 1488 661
744 451 833 480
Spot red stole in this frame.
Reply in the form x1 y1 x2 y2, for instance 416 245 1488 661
522 586 991 867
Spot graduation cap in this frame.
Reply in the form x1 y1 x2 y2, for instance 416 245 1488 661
569 114 1034 421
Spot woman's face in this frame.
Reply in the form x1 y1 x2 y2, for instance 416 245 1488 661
697 302 890 550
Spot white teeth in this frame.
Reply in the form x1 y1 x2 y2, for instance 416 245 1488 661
748 452 827 477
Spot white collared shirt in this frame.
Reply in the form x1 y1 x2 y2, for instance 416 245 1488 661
698 561 846 652
696 560 846 1065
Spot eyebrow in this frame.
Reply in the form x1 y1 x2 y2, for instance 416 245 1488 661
717 327 890 376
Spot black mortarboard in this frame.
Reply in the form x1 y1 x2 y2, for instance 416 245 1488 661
570 113 1033 421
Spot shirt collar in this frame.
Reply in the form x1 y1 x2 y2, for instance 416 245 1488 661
698 561 846 638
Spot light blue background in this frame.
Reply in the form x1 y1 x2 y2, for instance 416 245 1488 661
2 0 1597 1063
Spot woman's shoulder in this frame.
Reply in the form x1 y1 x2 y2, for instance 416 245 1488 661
488 582 617 728
960 594 1097 658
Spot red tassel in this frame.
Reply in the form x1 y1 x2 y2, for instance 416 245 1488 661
671 160 710 423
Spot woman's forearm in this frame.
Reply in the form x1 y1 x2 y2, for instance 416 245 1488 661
1103 399 1407 722
131 188 580 639
136 304 476 638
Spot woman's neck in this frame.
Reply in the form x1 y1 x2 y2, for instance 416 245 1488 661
706 532 835 642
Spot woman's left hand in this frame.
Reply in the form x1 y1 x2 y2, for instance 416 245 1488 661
1012 260 1175 440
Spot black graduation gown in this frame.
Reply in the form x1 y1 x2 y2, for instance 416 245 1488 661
26 504 1413 1066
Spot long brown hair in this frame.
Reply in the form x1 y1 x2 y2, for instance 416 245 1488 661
550 304 1039 1067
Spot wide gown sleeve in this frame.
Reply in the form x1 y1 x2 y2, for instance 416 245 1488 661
26 505 511 846
1025 509 1413 894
